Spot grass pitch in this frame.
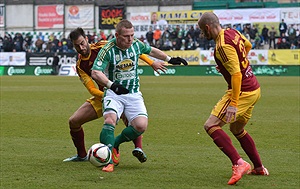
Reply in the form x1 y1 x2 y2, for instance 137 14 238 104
0 76 299 189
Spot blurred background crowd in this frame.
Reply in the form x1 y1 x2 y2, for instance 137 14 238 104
1 19 299 53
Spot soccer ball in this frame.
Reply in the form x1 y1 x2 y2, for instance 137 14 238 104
87 143 111 167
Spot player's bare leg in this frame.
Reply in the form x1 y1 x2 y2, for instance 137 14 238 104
63 102 98 162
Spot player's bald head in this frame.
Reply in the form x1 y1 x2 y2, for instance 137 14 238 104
198 12 220 28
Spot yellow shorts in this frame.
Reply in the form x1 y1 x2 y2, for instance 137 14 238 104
211 87 261 124
86 96 103 118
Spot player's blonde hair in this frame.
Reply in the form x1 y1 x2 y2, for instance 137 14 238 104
116 19 133 34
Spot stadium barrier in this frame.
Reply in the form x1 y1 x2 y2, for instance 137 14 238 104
0 65 299 76
0 50 299 76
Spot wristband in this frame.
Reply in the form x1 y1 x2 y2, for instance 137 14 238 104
106 80 113 89
148 60 154 66
165 56 171 62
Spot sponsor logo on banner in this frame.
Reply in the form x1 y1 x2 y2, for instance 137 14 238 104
268 50 300 65
59 64 77 76
29 57 48 65
137 68 144 75
7 67 26 76
130 12 151 25
247 50 268 65
252 65 288 75
34 66 53 76
138 50 201 66
152 10 212 24
37 5 64 28
28 53 77 66
165 50 200 65
99 5 125 29
154 68 176 76
130 12 152 38
0 52 26 66
66 5 94 28
69 6 79 17
280 8 300 24
214 8 280 25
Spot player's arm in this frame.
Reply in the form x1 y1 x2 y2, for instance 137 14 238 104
221 44 242 108
91 69 128 95
230 72 242 107
218 44 242 123
241 34 252 56
139 54 168 73
225 71 242 123
90 70 109 88
76 65 103 99
92 52 128 95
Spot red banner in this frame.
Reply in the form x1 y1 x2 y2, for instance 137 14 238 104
37 5 64 28
99 5 125 29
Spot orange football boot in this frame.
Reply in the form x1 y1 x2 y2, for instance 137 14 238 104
249 166 269 175
227 161 251 185
102 163 114 172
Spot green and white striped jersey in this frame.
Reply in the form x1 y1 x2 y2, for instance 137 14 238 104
92 38 152 93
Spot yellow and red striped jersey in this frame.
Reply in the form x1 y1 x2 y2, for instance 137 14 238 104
76 41 106 99
214 29 260 92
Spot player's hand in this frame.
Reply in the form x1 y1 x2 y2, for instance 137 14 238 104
110 82 129 95
151 61 168 74
168 57 188 66
223 106 237 123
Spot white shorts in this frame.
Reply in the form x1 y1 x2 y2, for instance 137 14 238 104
103 89 148 124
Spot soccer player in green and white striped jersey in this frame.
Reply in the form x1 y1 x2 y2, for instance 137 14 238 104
91 19 187 172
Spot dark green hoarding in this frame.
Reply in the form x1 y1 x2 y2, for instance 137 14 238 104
0 65 299 76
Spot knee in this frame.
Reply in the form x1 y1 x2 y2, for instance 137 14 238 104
203 115 223 132
134 123 147 133
69 116 76 128
103 112 117 126
68 116 80 130
204 123 210 132
229 122 245 135
229 127 240 135
104 116 116 126
131 117 148 132
204 120 213 132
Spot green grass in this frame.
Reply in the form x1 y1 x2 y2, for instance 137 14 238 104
0 76 299 189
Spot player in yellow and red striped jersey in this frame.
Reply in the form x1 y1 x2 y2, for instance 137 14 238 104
198 12 269 185
63 27 167 163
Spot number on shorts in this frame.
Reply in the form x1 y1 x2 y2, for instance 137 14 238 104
106 100 111 106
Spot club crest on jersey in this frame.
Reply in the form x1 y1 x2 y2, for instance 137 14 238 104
116 55 120 61
116 59 134 71
96 60 102 67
